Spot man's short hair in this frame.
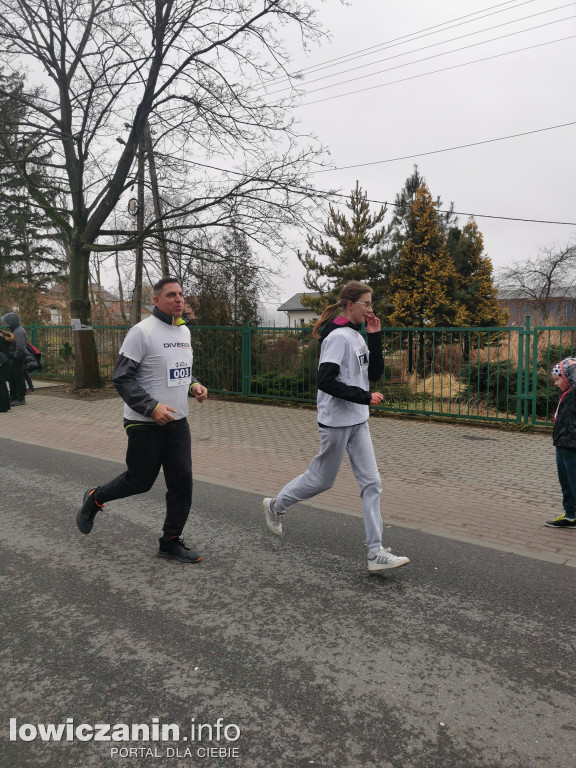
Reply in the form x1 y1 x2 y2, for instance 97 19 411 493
153 277 182 296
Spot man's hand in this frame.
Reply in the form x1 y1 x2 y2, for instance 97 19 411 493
152 404 177 425
370 391 384 406
365 313 381 333
192 384 208 403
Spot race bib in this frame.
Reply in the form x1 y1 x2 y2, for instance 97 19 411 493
356 345 369 372
167 360 192 387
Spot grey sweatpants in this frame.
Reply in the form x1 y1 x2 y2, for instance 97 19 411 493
273 420 383 555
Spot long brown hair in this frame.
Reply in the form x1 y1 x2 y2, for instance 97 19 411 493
312 281 372 339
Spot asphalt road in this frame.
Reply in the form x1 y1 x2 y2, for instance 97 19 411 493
0 438 574 768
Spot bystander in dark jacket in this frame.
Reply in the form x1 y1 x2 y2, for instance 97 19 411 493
0 312 27 406
0 327 15 412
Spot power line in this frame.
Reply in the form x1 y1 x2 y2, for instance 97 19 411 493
312 121 576 173
263 0 535 86
264 6 574 96
167 153 576 226
296 35 576 108
328 189 576 226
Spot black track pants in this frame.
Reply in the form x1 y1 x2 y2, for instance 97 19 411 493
96 418 193 537
0 380 10 411
8 358 26 402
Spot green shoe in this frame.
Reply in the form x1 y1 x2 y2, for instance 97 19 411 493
545 513 576 528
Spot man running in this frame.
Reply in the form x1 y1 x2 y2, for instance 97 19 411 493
76 277 207 563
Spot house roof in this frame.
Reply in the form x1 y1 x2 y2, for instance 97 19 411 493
90 284 121 305
498 286 576 300
277 292 321 312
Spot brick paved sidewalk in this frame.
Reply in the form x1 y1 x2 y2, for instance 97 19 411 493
2 390 575 566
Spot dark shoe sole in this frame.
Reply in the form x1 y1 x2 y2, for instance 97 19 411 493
544 521 576 528
157 550 202 563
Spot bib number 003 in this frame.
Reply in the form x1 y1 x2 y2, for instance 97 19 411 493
167 361 191 387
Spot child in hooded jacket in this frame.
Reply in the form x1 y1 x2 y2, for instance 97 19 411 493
547 357 576 528
263 281 410 572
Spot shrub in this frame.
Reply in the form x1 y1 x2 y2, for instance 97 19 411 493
59 341 75 362
460 360 555 419
460 360 518 415
251 372 316 401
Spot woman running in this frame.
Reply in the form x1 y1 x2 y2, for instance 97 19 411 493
263 281 410 572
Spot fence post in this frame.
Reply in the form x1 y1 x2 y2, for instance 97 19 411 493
523 315 532 424
30 322 37 347
515 321 525 424
241 322 252 397
530 320 540 425
516 316 534 424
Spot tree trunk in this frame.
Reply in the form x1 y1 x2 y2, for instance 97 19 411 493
130 136 145 326
144 123 169 277
69 242 102 389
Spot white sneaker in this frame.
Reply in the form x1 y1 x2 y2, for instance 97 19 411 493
367 546 410 572
263 498 283 536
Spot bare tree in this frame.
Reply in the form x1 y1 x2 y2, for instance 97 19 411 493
0 0 332 387
498 238 576 322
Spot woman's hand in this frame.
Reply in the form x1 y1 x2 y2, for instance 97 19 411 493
365 313 381 333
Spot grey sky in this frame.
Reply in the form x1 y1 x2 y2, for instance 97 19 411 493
264 0 576 314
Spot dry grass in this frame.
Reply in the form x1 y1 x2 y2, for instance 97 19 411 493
410 372 465 397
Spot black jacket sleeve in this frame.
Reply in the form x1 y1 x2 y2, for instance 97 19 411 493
317 362 371 404
187 376 201 397
366 330 384 382
553 388 576 448
112 354 158 418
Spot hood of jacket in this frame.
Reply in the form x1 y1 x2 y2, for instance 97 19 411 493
1 312 21 331
319 315 362 342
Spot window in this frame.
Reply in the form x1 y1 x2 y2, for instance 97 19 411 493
50 307 62 325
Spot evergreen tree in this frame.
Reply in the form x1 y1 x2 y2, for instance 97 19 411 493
189 263 233 326
388 182 464 327
297 182 391 318
390 165 457 253
0 71 66 289
189 227 262 326
447 219 509 327
221 227 261 326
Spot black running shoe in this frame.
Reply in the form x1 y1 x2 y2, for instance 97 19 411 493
77 488 104 534
545 513 576 528
158 537 202 563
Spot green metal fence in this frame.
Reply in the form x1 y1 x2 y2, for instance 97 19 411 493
26 324 130 381
24 318 573 426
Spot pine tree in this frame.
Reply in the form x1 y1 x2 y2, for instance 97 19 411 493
447 218 509 327
221 227 261 326
189 227 262 326
189 263 233 326
390 165 457 254
388 182 464 327
0 71 65 290
297 182 391 318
